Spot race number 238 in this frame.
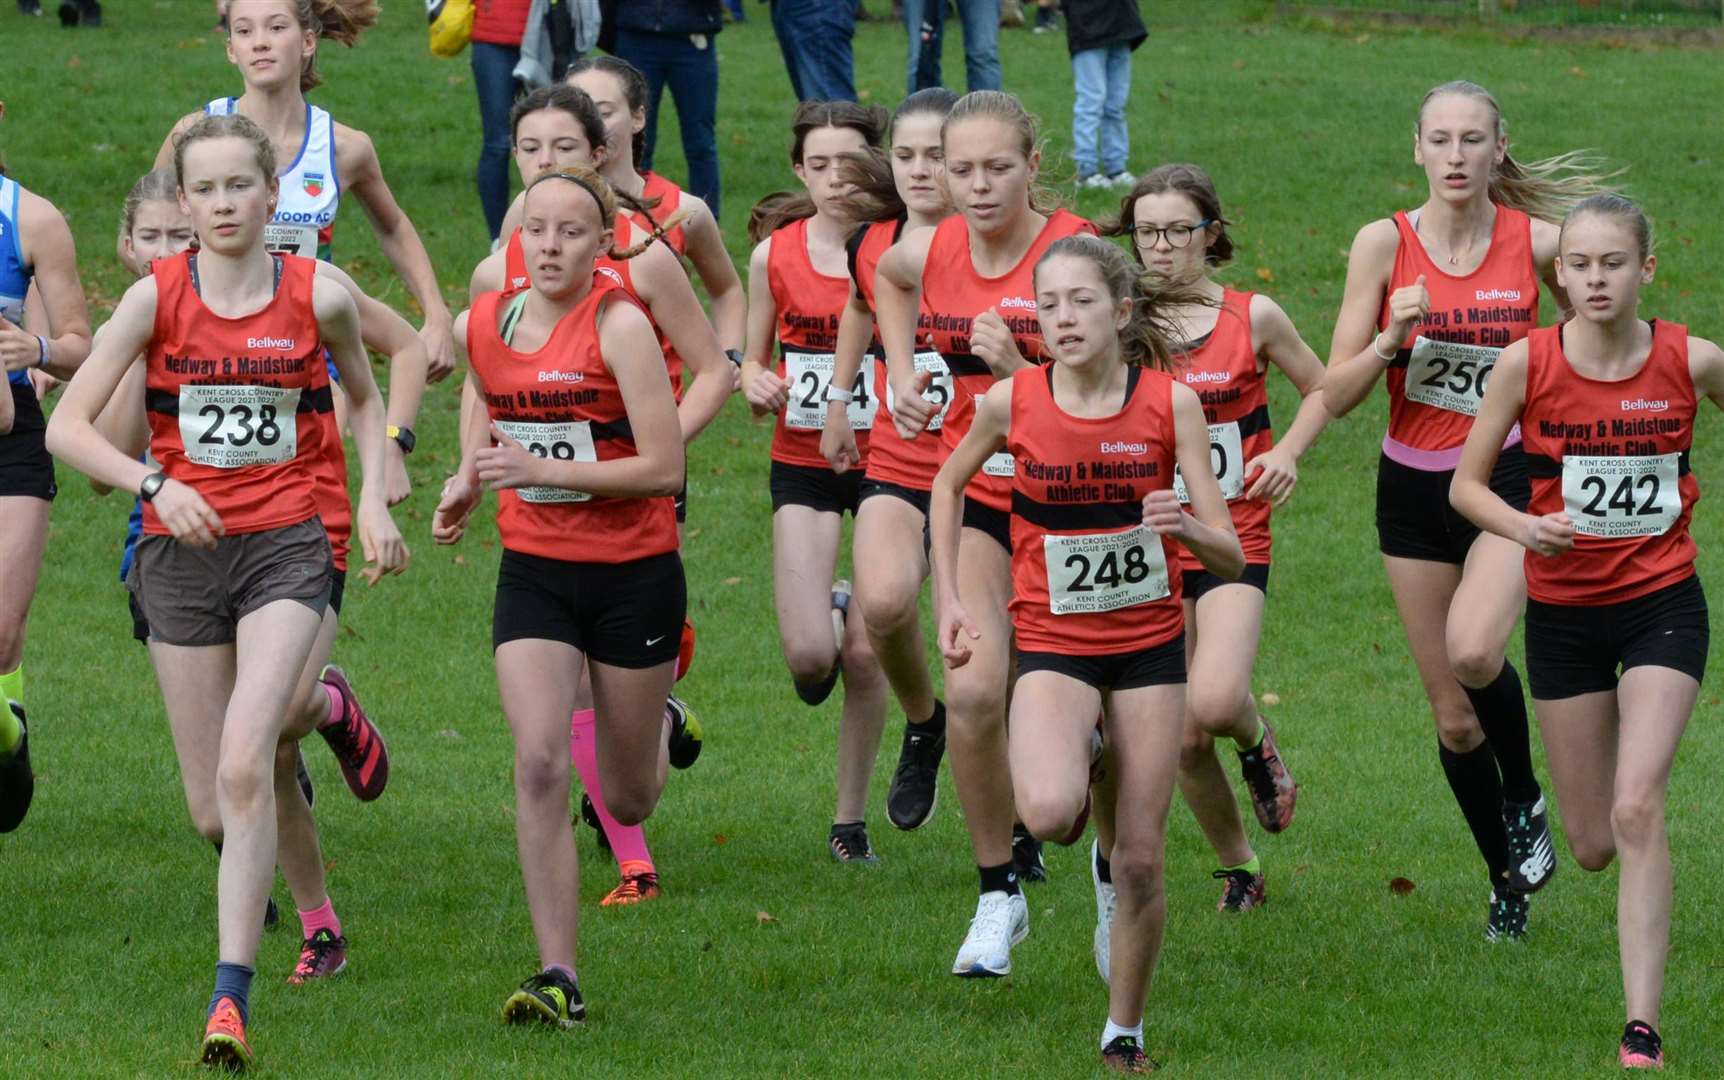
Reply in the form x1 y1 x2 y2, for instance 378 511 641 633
178 384 300 469
492 419 597 504
1562 454 1682 538
1043 525 1169 615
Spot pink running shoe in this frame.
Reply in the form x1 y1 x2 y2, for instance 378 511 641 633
317 665 390 801
1619 1021 1663 1069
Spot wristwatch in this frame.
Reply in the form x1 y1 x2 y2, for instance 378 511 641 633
724 348 744 368
139 472 167 503
387 425 416 454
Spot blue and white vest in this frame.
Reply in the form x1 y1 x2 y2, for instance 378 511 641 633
1 176 32 389
204 98 341 261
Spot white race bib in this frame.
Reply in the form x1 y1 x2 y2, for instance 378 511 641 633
1403 337 1500 417
1043 525 1170 615
974 392 1014 477
784 351 875 431
885 350 953 432
263 223 319 259
493 419 597 504
178 384 300 468
1562 453 1682 538
1173 421 1245 503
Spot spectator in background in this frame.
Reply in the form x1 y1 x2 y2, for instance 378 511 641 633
771 0 857 102
1065 0 1145 188
472 0 532 243
902 0 1001 94
614 0 727 220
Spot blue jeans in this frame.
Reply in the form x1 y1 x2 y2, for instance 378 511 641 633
614 28 723 221
770 0 856 102
471 40 522 241
1071 45 1131 177
902 0 1001 94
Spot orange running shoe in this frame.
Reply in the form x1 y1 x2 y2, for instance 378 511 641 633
601 861 661 907
200 997 254 1071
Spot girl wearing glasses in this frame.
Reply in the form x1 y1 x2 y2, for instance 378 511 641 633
1324 80 1614 940
1096 164 1326 941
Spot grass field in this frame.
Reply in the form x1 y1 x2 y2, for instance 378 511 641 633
4 3 1724 1076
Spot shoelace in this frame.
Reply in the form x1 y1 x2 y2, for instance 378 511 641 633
1213 869 1256 908
294 932 338 977
1622 1023 1661 1059
1103 1036 1149 1068
610 873 658 900
831 828 872 860
969 896 1015 942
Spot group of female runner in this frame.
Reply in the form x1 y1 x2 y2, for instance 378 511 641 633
0 0 1714 1070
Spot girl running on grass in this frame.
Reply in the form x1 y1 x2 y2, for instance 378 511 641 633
471 83 723 907
874 89 1094 975
1091 163 1323 932
818 86 959 836
156 0 456 389
568 55 745 367
1324 80 1613 940
1451 194 1719 1071
46 114 408 1070
0 97 93 833
433 165 685 1028
740 100 893 864
92 166 427 978
931 234 1241 1074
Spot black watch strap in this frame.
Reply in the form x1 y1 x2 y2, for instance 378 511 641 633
389 425 417 454
139 472 167 503
725 348 744 367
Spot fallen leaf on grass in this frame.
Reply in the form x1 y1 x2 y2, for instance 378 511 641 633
453 554 468 566
1255 266 1275 283
1389 877 1416 896
722 576 742 586
1260 692 1282 707
712 833 729 846
756 910 776 925
439 729 461 739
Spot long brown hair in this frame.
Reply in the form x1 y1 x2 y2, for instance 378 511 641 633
748 100 889 243
227 0 378 93
1035 235 1202 374
836 88 961 225
1416 81 1619 224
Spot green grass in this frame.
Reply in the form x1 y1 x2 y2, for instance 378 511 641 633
5 3 1724 1076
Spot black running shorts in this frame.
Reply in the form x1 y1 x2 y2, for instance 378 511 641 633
492 548 686 668
0 381 56 501
769 460 863 516
1525 575 1708 700
1182 562 1271 602
1018 635 1187 692
1376 445 1529 564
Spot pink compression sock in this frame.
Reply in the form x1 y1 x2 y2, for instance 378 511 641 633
297 898 342 940
318 681 345 730
569 709 654 870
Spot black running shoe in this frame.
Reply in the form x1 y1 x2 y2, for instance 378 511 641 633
56 0 75 24
77 0 98 24
1214 867 1267 913
0 703 35 834
793 665 840 707
829 821 880 864
1620 1020 1664 1069
1012 823 1046 884
578 793 613 858
1486 888 1528 942
665 694 702 769
1502 795 1555 895
1101 1035 1155 1074
502 968 585 1028
886 715 944 831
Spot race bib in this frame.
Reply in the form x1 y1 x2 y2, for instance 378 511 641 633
973 392 1014 477
493 419 597 504
1173 421 1245 503
784 350 875 431
1043 525 1170 615
1562 453 1682 538
884 350 954 432
1404 337 1500 416
263 223 319 259
178 384 299 468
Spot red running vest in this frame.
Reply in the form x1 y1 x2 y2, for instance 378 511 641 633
767 216 874 469
1519 320 1699 606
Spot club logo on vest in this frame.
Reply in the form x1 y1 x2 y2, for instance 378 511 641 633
303 173 326 198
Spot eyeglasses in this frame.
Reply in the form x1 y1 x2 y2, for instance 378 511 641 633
1131 219 1214 249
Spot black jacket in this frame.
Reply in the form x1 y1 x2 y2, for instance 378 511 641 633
614 0 725 36
1061 0 1146 55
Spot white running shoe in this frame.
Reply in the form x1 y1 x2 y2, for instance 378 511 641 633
1092 839 1116 984
1105 170 1137 189
951 890 1029 977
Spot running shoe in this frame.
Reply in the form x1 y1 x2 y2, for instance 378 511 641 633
1012 823 1047 884
951 890 1029 977
1079 172 1115 191
1502 795 1556 895
76 0 97 24
263 896 281 931
1105 171 1137 189
1236 719 1297 833
1214 868 1267 913
1485 888 1528 942
1101 1035 1155 1074
18 1 43 15
56 0 76 25
1092 840 1116 985
885 719 944 830
200 996 253 1071
0 702 35 834
502 968 585 1028
829 821 880 865
601 860 661 906
578 793 613 858
1033 4 1058 33
317 665 390 801
286 928 348 984
665 694 703 769
1620 1020 1664 1070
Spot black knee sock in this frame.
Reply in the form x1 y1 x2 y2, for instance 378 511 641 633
978 860 1021 897
1438 741 1510 882
1463 661 1540 803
